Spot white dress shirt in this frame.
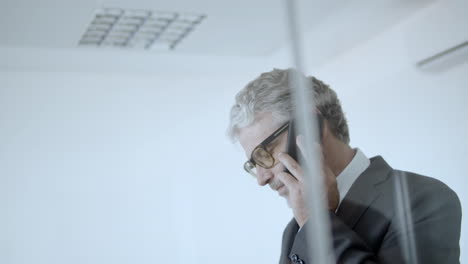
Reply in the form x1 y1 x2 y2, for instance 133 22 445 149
336 148 370 211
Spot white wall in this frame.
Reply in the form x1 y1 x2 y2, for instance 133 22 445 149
0 67 291 264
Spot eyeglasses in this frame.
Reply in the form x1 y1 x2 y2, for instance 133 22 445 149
244 122 289 177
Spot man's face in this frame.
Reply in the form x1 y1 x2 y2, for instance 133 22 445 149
238 112 290 198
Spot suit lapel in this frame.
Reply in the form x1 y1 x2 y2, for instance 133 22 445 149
279 218 299 264
336 156 392 228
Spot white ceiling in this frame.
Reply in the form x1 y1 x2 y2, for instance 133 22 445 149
0 0 347 56
0 0 435 73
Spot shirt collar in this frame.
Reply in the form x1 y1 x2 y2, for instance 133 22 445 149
336 148 370 208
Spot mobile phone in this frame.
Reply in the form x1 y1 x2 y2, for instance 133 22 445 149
284 115 324 174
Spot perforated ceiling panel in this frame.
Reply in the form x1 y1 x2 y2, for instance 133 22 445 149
79 8 206 51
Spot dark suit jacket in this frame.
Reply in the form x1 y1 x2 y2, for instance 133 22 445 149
279 156 461 264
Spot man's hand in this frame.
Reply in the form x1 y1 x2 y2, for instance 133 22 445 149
276 137 339 227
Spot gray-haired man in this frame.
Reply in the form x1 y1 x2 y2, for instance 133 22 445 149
227 69 461 264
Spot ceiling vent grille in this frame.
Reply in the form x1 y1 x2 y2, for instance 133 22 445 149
78 8 206 51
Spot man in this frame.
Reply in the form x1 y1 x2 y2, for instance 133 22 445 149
227 69 461 263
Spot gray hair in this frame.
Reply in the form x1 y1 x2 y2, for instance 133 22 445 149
227 68 350 144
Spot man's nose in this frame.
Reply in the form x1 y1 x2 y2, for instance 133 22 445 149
256 166 273 186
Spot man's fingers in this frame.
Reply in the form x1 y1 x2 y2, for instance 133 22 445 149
277 152 304 182
276 171 298 188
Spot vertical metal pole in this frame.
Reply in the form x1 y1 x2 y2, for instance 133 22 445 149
394 173 419 264
284 1 335 263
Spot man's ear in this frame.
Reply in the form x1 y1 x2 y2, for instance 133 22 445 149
320 118 329 142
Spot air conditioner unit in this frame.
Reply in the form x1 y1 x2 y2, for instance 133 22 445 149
405 0 468 72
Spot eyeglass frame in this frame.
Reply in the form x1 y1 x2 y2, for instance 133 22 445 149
243 122 290 177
